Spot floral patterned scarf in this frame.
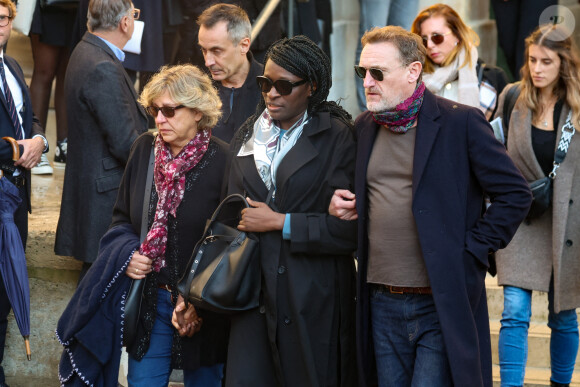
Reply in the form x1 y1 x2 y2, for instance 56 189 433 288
141 131 211 271
372 82 425 133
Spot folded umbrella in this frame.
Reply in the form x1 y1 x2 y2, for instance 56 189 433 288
0 137 31 360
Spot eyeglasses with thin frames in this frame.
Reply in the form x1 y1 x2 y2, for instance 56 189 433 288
421 32 452 47
354 66 385 82
132 8 140 20
256 76 308 96
146 105 185 118
0 15 13 28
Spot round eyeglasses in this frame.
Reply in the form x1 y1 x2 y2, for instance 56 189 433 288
0 15 13 28
256 76 308 96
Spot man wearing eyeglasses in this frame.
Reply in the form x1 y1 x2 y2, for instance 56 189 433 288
197 3 263 143
55 0 147 281
0 1 48 385
330 26 532 387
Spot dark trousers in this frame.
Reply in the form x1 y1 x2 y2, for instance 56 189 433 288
491 0 558 79
0 183 27 383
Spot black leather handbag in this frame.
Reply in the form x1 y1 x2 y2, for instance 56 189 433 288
123 141 155 348
177 194 260 314
526 111 575 219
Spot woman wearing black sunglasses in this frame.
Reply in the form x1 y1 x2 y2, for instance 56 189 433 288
411 4 481 109
223 35 358 386
113 64 229 386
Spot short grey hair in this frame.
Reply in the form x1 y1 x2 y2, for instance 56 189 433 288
87 0 132 32
197 4 251 44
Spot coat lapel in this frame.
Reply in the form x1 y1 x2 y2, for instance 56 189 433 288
552 104 574 268
354 113 379 220
275 114 328 192
507 98 543 180
412 90 441 197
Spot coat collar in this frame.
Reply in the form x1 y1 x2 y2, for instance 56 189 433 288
236 112 332 200
82 32 148 121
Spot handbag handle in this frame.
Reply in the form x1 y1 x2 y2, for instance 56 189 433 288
206 193 249 227
179 193 250 304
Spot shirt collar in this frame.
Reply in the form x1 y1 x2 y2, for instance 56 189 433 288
95 35 126 62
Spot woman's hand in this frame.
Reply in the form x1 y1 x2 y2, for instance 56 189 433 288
238 197 285 232
172 295 203 337
125 251 153 280
328 189 358 220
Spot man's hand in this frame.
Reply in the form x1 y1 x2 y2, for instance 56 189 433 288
172 295 203 337
329 189 358 220
14 137 44 169
238 197 285 232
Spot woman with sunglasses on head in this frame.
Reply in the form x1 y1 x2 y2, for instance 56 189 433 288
113 64 229 386
494 24 580 387
225 35 357 386
411 4 486 113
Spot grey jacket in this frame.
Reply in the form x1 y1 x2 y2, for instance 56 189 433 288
495 83 580 313
55 32 148 262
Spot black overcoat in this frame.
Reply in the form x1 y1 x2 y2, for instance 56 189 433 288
225 112 358 387
354 90 532 387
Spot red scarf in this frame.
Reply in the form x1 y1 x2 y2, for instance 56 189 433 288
140 131 211 271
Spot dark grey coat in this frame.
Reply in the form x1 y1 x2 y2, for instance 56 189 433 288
54 32 148 262
496 83 580 313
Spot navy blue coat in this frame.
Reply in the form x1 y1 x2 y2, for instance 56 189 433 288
0 55 44 214
354 89 532 387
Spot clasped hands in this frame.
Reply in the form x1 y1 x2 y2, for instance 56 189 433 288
172 295 203 337
328 189 358 220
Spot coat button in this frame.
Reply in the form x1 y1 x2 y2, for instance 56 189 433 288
284 317 292 325
278 265 286 274
570 199 574 205
259 305 266 314
566 240 573 247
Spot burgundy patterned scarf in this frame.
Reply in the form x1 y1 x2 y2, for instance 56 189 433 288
372 82 426 133
141 131 211 271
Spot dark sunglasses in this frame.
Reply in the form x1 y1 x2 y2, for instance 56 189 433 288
146 105 185 118
256 76 308 96
354 66 384 82
421 32 451 47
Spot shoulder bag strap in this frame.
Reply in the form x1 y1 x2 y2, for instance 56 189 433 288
549 111 576 179
141 135 156 240
503 82 521 133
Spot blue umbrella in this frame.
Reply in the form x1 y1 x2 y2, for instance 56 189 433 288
0 137 31 360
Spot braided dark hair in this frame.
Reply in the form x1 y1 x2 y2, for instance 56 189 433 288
233 35 352 147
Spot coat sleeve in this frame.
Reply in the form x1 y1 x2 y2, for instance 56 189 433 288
287 123 358 256
82 61 143 164
464 108 532 259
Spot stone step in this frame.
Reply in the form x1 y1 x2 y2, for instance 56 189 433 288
492 365 580 386
489 320 580 369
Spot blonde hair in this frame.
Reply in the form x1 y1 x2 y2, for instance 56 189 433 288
139 64 222 131
520 24 580 127
411 3 480 74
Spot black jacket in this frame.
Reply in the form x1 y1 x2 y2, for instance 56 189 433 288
213 52 263 143
225 112 358 386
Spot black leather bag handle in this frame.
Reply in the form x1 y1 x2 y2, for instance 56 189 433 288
179 194 250 303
